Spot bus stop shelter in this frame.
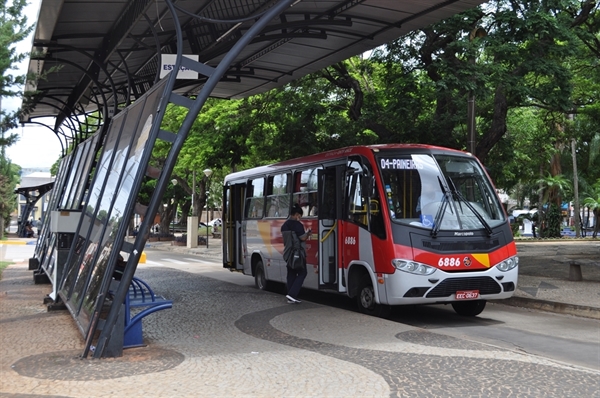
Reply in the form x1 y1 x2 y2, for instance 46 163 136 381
21 0 487 358
14 178 55 237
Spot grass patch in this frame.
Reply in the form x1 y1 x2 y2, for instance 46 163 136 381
0 261 10 279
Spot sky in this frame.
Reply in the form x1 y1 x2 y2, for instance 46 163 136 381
3 0 62 169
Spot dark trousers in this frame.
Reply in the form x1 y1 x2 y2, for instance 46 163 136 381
286 266 307 299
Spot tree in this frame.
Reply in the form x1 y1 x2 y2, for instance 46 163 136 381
1 0 32 237
536 173 572 237
582 180 600 238
0 159 19 238
141 0 599 230
1 0 33 135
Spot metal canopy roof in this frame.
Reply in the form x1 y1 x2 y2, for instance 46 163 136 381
23 0 485 133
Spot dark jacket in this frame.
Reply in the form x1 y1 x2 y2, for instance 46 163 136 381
282 230 306 269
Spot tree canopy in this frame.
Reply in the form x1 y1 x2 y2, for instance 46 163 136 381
145 0 599 237
1 0 32 237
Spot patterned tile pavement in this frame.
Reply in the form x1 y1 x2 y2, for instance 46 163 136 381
1 237 599 397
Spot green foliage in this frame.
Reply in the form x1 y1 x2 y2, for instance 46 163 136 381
141 0 599 226
583 180 600 210
1 0 33 135
0 261 10 279
0 158 19 238
537 173 572 205
542 203 563 238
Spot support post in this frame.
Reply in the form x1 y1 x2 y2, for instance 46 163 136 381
187 216 198 248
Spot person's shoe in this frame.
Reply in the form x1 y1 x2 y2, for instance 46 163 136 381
287 298 297 304
286 295 301 303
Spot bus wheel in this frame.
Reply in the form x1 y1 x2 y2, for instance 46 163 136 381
254 261 271 291
451 300 486 316
356 278 390 318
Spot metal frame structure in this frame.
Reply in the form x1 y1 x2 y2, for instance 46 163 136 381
14 181 54 237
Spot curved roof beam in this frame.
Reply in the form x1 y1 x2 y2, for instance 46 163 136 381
32 51 114 136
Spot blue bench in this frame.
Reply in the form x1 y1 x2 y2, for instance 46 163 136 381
123 276 173 348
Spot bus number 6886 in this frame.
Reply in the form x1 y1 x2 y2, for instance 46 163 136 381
438 257 461 267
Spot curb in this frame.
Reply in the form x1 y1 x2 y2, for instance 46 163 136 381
502 296 600 320
0 241 28 245
146 243 222 260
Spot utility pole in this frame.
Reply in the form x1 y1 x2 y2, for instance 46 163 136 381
467 27 486 156
571 136 580 237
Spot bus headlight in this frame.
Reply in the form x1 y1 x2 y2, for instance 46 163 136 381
496 256 519 272
392 259 437 276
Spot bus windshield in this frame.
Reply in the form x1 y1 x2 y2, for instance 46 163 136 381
378 153 506 232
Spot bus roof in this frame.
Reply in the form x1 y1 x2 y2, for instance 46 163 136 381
224 144 469 183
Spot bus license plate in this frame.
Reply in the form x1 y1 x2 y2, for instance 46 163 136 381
455 290 479 300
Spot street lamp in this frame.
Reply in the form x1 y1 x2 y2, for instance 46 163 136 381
467 27 486 156
203 168 213 248
162 203 168 235
170 179 177 236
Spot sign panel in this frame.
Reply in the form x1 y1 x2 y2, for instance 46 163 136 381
159 54 199 79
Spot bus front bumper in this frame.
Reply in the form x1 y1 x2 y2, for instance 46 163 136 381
378 266 519 306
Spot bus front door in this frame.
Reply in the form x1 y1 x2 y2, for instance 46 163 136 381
223 183 245 271
318 166 345 292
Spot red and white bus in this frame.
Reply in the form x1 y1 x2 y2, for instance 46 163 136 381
222 144 518 316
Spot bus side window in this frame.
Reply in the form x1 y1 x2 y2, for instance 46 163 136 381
245 178 265 219
386 168 421 220
369 178 386 240
347 166 368 227
266 173 290 218
292 167 320 217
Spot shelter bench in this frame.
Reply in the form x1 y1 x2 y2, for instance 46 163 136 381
122 276 173 348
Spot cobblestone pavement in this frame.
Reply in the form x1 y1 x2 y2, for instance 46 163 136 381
1 246 600 398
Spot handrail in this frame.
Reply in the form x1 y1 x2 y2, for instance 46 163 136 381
320 221 337 243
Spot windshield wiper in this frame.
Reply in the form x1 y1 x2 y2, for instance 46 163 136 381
431 177 452 237
446 177 493 236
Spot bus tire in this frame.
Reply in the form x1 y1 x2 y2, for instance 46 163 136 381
356 278 390 318
254 261 272 291
451 300 486 316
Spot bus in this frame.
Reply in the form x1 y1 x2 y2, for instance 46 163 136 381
222 144 518 316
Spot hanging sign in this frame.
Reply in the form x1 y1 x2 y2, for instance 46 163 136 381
160 54 199 79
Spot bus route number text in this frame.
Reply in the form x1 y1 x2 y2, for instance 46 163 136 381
438 257 461 267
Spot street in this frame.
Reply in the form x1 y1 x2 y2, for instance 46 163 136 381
140 247 600 372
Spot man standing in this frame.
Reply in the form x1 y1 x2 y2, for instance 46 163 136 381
281 205 311 304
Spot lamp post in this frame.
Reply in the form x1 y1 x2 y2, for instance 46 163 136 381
170 178 177 237
203 168 213 248
467 27 486 156
162 203 167 235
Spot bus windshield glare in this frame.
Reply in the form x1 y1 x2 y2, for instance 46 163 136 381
379 153 505 232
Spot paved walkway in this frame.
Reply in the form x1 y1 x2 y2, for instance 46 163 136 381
1 236 599 397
